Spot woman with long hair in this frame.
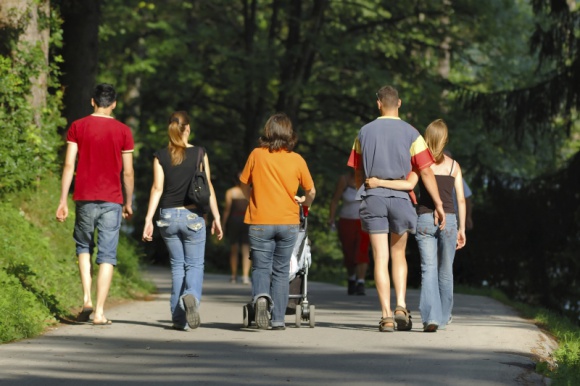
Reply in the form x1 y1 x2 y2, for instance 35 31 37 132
366 119 466 332
142 111 223 331
239 113 316 330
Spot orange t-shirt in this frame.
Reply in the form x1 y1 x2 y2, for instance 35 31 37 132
240 147 314 225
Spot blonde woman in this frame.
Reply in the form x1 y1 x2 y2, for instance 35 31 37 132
142 111 223 331
366 119 466 332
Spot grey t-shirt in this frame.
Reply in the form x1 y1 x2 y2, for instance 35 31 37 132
351 116 433 200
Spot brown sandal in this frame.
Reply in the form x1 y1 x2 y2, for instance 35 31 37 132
379 316 395 332
394 305 412 331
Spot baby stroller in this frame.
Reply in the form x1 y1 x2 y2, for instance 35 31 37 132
242 206 316 328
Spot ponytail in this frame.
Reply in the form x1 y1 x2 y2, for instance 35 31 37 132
167 111 190 165
424 119 448 164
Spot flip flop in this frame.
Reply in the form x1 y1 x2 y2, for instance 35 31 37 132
76 307 93 323
92 319 112 326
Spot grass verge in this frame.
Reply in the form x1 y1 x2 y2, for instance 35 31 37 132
0 175 155 343
455 285 579 385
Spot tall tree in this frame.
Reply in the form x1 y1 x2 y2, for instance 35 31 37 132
58 0 100 127
0 0 64 195
0 0 49 125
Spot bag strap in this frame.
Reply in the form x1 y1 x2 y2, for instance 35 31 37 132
196 147 205 171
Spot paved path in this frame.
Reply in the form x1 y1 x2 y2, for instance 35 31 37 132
0 266 556 385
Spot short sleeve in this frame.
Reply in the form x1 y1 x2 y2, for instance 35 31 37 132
121 126 135 152
410 135 434 171
347 136 362 170
298 157 314 191
240 150 254 185
66 123 77 144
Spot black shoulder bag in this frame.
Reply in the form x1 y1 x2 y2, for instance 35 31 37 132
187 147 211 208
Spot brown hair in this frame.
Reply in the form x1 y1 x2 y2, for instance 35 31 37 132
424 119 449 164
376 85 399 109
167 111 190 165
258 113 297 152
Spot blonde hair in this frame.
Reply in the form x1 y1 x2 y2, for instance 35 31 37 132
167 111 190 165
424 119 448 164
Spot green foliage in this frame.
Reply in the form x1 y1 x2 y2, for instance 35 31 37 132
0 2 66 196
0 269 52 342
0 176 154 343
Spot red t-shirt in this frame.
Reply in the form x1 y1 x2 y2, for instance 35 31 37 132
66 115 134 204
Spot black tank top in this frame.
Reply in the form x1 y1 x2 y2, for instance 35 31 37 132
154 146 203 209
417 161 456 215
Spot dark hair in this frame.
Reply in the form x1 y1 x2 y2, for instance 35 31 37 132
167 111 190 165
376 85 399 109
258 113 297 152
92 83 117 108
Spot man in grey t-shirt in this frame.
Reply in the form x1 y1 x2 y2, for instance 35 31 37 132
348 85 445 332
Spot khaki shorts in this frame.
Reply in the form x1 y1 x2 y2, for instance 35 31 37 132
359 195 417 235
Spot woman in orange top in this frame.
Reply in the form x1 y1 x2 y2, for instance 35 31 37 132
240 113 316 330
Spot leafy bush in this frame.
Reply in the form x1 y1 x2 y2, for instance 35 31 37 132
0 269 54 342
0 3 65 196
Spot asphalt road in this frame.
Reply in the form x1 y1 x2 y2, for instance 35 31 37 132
0 266 556 385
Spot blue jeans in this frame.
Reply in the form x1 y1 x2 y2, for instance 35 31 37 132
415 213 458 329
157 207 206 326
73 201 122 265
249 224 299 327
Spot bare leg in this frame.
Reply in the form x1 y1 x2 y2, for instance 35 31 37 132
370 233 391 317
229 244 240 280
390 232 408 311
93 263 114 323
356 263 368 281
78 253 93 309
241 243 251 280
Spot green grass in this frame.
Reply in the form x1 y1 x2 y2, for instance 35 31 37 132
455 285 580 385
0 175 155 343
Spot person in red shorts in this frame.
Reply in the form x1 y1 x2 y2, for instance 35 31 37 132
56 84 134 326
328 169 370 295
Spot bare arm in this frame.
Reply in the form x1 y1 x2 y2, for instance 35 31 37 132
204 153 223 240
240 182 251 201
142 158 164 242
221 188 233 230
328 175 347 225
55 143 78 222
365 171 419 190
121 151 134 220
419 167 446 229
465 196 473 231
454 166 466 249
302 187 316 207
354 168 365 191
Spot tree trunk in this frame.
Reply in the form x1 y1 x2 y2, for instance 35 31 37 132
59 0 100 128
0 0 50 126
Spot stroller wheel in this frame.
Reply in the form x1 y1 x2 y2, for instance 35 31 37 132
295 305 302 328
308 305 316 328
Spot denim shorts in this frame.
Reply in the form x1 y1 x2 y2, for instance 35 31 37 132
359 195 417 235
73 201 122 265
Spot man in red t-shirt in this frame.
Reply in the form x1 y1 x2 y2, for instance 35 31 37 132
55 84 134 325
